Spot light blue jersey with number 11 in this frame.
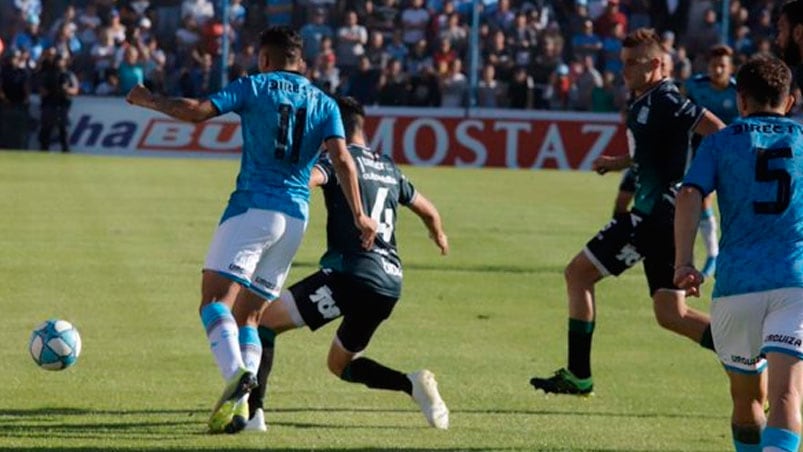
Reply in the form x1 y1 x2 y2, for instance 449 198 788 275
683 113 803 297
208 70 345 223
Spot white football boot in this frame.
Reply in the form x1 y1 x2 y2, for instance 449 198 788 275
244 408 268 432
408 370 449 429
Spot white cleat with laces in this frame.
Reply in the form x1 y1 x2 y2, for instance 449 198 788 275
408 370 449 429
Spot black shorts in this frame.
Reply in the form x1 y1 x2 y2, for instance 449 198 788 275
585 209 678 295
289 269 398 353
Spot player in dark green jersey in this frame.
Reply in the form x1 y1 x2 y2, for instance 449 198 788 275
244 96 450 431
531 28 726 396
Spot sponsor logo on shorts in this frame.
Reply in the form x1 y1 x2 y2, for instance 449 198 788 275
615 244 642 266
765 334 803 348
228 264 246 275
253 277 277 292
381 257 403 277
309 285 341 320
730 354 763 366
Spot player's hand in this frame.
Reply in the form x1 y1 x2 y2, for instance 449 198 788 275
355 214 378 250
432 232 449 255
592 156 616 175
125 84 152 107
673 264 704 297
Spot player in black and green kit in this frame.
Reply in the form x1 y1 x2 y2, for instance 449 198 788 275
530 28 726 395
244 96 450 430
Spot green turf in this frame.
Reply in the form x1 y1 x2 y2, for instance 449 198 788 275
0 151 729 451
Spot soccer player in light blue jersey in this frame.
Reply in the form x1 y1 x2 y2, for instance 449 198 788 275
126 26 377 434
675 56 803 452
683 44 739 277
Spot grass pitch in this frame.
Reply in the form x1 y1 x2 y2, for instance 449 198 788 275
0 151 729 451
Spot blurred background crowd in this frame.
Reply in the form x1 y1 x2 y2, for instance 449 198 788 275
0 0 789 116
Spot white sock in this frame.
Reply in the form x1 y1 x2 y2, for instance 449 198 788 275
239 325 262 375
699 211 719 257
200 302 244 381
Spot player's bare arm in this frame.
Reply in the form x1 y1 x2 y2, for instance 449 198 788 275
407 193 449 255
324 136 378 249
126 84 219 123
308 166 327 188
673 186 705 296
592 154 632 175
693 110 726 136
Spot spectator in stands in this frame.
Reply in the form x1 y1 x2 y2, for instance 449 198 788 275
547 62 576 110
90 27 116 84
439 12 468 57
365 30 390 70
600 22 624 76
344 55 380 105
77 2 102 48
507 65 534 109
408 64 442 106
336 11 368 75
431 0 457 40
685 8 722 72
440 58 467 107
0 50 32 150
234 42 258 74
300 8 333 63
594 0 627 39
401 0 430 46
118 45 145 94
315 52 341 94
530 36 563 109
377 58 409 105
385 29 409 66
13 14 47 64
590 70 618 112
573 55 603 111
477 63 504 107
485 29 514 81
508 12 537 68
143 36 166 94
94 68 120 95
567 0 591 35
487 0 515 32
182 0 214 26
317 35 336 70
51 22 82 59
372 0 400 41
38 52 78 153
571 19 602 65
406 38 434 75
107 9 127 44
433 38 458 68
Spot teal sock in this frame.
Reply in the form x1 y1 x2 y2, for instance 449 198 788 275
733 440 761 452
762 427 800 452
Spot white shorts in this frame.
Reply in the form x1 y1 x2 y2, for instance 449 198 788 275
712 287 803 374
203 208 307 300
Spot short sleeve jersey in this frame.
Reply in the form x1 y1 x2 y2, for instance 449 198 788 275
684 74 739 124
684 114 803 297
208 71 345 222
627 79 704 215
316 144 417 298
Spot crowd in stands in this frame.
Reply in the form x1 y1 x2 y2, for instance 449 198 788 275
0 0 790 113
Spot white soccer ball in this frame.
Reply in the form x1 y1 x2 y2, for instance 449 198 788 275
29 319 82 371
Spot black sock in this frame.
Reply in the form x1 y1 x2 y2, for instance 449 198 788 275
340 357 413 395
700 324 716 352
248 326 276 419
567 318 594 379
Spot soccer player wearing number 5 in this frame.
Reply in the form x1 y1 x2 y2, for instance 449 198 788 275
244 96 450 431
676 56 803 452
530 28 725 396
125 27 378 434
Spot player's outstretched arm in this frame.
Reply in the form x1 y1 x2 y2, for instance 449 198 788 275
591 154 631 175
407 193 448 255
693 110 726 136
126 84 218 123
324 137 377 249
673 186 704 296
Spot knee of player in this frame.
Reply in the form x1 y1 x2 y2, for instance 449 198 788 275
327 355 347 377
564 254 596 284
